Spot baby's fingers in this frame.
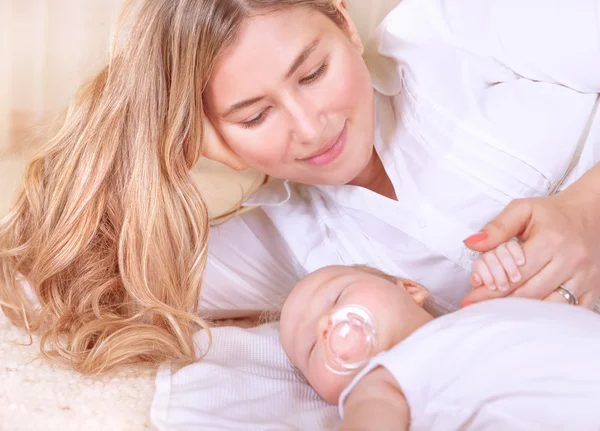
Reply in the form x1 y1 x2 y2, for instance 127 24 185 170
471 258 495 290
506 240 526 266
482 251 511 291
495 243 521 285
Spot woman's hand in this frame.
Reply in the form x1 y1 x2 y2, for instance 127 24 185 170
461 184 600 309
469 239 526 292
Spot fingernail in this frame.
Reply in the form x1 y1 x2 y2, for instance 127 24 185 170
487 284 497 291
460 301 473 309
510 272 521 282
499 284 510 292
463 232 488 246
516 258 525 266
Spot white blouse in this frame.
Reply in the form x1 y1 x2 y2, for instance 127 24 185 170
199 0 600 318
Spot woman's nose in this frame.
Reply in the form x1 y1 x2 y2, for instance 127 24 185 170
287 96 326 144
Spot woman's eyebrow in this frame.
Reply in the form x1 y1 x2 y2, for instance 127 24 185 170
221 37 322 119
285 37 321 79
222 96 264 118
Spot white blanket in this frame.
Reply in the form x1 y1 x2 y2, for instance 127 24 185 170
0 310 156 430
151 323 338 431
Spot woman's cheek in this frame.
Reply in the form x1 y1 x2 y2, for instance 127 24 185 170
326 53 368 112
228 127 289 170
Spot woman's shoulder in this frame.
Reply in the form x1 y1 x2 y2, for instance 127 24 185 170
367 0 510 96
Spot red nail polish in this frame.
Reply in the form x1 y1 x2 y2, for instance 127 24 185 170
460 301 473 309
463 232 488 246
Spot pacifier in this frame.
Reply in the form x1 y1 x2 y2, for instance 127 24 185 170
321 304 378 375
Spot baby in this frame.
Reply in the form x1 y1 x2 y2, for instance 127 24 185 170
280 263 600 430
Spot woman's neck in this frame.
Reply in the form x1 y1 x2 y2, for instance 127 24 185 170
348 149 397 200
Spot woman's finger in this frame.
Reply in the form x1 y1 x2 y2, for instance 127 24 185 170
460 284 506 307
510 260 574 301
543 279 579 304
577 290 598 309
544 290 571 304
464 199 532 252
548 272 596 309
495 243 521 285
542 288 595 308
510 233 554 288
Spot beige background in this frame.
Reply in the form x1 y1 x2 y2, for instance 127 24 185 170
0 0 400 217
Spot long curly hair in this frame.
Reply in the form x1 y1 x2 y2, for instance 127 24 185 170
0 0 346 374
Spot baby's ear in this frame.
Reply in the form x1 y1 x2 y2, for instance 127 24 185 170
396 278 429 307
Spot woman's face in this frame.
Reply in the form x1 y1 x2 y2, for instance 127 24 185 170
205 6 374 186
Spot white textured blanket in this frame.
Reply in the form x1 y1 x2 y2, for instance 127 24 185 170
0 311 157 430
151 323 339 431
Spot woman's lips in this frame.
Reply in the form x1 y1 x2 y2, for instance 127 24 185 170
301 122 347 166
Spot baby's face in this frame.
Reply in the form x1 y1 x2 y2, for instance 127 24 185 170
280 266 429 404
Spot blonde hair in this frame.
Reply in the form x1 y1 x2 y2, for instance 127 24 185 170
0 0 347 375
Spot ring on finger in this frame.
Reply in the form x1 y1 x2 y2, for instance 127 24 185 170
555 285 579 306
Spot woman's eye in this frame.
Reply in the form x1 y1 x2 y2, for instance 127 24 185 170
300 61 328 85
241 108 269 129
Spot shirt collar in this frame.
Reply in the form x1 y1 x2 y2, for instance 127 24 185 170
243 177 292 207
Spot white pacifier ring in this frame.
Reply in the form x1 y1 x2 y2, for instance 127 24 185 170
322 304 378 375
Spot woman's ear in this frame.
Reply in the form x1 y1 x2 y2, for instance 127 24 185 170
333 0 364 54
396 278 429 307
202 115 249 171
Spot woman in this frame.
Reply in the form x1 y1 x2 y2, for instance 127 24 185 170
1 0 599 374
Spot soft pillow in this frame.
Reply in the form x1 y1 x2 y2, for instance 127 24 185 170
346 0 402 42
195 0 402 218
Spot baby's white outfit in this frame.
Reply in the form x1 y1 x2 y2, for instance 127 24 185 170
340 298 600 430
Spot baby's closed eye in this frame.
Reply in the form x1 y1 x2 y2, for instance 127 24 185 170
291 364 308 384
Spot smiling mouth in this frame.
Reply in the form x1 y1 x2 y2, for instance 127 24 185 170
300 122 347 166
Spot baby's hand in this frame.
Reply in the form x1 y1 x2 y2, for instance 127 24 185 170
470 239 525 292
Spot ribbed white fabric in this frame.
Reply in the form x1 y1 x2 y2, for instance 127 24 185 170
151 323 339 431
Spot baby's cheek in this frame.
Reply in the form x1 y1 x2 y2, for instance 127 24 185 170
308 361 353 405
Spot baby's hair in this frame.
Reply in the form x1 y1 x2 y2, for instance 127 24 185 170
351 264 400 284
261 266 403 326
352 264 424 292
258 309 282 324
